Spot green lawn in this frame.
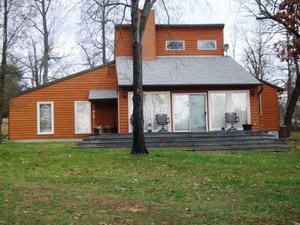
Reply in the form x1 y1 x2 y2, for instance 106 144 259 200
0 141 299 225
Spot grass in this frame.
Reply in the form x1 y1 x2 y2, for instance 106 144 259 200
0 141 299 225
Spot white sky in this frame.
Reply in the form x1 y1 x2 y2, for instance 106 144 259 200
59 0 250 73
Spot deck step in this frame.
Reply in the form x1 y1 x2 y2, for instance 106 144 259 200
77 131 290 151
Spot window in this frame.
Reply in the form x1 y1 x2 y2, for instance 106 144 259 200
75 101 91 134
208 91 250 131
198 40 217 50
37 102 54 134
166 40 185 50
128 92 171 132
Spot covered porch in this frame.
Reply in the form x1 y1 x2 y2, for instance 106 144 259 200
89 89 118 134
122 89 254 133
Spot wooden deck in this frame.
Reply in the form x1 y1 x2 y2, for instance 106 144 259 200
78 131 290 151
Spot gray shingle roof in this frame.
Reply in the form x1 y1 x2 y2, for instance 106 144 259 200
89 89 117 100
116 56 261 87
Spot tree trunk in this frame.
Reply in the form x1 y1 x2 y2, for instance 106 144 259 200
284 58 300 137
0 0 8 141
130 43 148 154
130 1 148 155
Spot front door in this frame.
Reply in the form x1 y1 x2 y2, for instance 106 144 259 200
173 94 207 132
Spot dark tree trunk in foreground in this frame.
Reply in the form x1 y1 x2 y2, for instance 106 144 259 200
130 0 156 154
284 59 300 137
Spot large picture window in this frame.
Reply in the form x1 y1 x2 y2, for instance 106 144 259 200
37 102 54 134
75 101 91 134
208 91 250 131
128 92 171 132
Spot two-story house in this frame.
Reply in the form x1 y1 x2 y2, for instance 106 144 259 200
9 11 282 141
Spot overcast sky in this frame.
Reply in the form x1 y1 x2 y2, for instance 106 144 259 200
60 0 250 73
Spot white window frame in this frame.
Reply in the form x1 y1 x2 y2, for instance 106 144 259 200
74 101 92 134
198 40 217 50
208 90 251 131
172 93 208 132
128 92 171 133
37 101 54 135
166 40 185 50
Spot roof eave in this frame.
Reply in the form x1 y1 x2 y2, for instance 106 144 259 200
119 83 262 88
115 24 225 29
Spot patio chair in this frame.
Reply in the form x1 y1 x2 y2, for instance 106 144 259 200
225 112 239 131
156 114 170 132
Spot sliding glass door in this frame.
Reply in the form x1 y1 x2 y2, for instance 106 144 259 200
173 94 207 132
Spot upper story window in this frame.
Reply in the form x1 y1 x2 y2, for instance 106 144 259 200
166 40 185 50
198 40 217 50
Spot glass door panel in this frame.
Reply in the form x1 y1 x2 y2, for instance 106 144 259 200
173 94 206 132
173 95 190 131
152 93 168 131
190 95 206 132
209 93 226 130
231 93 247 129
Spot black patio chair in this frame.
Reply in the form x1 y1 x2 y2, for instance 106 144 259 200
156 114 170 132
225 112 239 131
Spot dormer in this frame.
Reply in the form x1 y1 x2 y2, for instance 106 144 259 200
155 24 224 56
115 11 225 59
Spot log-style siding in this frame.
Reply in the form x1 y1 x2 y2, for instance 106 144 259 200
9 64 117 140
260 85 280 131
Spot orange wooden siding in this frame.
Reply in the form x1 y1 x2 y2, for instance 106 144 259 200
9 64 117 140
260 85 280 131
142 10 156 60
118 87 129 133
249 87 260 131
115 27 132 57
115 26 224 58
156 27 224 56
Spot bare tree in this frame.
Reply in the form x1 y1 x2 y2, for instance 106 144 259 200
9 0 72 87
27 0 52 84
0 0 9 140
241 21 276 80
79 0 121 67
254 0 300 136
240 0 300 136
0 0 28 140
